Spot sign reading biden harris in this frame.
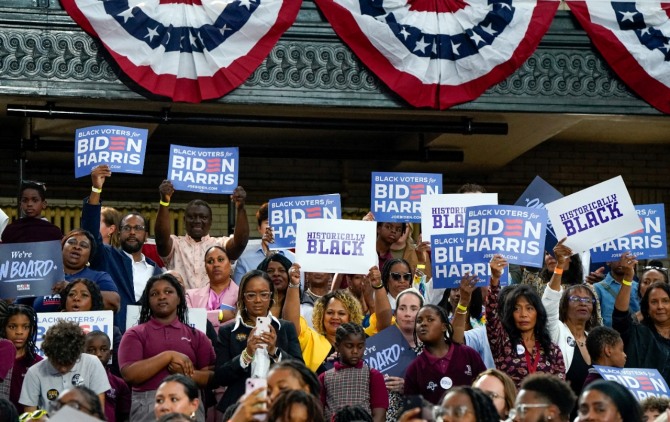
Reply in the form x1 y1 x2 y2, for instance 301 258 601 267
431 205 546 288
0 240 64 299
590 204 667 262
75 125 148 178
546 176 642 253
269 194 341 249
371 172 442 222
295 219 377 274
168 145 239 194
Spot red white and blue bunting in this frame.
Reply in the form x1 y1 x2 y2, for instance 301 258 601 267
60 0 301 102
312 0 560 109
567 1 670 114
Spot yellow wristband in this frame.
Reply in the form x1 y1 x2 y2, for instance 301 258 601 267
456 303 468 312
91 186 102 193
622 279 632 286
159 200 170 207
553 267 564 275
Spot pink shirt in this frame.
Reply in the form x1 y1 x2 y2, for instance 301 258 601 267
163 234 231 289
207 284 238 311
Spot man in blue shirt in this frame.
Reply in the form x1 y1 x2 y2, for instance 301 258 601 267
594 253 640 327
232 202 295 283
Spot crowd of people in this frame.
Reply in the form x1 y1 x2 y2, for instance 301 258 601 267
0 172 669 422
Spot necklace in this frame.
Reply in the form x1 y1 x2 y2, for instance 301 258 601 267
306 289 322 300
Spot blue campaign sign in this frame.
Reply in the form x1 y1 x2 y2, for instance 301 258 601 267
74 125 148 178
0 240 64 299
590 204 667 261
594 366 669 400
364 325 416 377
168 145 239 194
431 233 492 288
514 176 563 258
269 194 341 249
463 205 547 268
371 172 442 222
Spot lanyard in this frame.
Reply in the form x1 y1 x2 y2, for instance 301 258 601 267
524 341 541 374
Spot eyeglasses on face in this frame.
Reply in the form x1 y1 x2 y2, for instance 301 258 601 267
390 272 412 282
508 403 550 419
120 225 146 233
19 409 48 422
434 405 472 419
243 291 272 301
568 295 596 305
65 237 91 249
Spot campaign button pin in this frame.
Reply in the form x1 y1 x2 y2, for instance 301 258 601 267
440 377 453 389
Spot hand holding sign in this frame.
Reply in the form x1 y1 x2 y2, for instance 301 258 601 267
617 251 638 282
458 272 480 305
231 186 247 209
159 180 175 203
553 238 573 271
489 254 508 281
289 263 301 286
91 164 111 191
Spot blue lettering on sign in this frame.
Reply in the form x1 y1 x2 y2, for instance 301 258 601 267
558 195 622 235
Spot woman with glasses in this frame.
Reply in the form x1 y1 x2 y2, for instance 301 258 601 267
283 264 369 374
214 270 303 414
50 386 106 420
542 239 601 397
472 369 517 420
185 246 239 330
33 229 120 313
399 386 499 422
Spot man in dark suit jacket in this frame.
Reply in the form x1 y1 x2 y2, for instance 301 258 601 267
82 165 162 332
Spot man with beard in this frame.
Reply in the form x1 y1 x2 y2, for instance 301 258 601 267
594 253 640 327
82 165 162 332
155 180 249 289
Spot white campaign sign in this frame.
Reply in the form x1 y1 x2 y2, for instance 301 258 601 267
295 218 377 274
421 193 498 240
545 176 642 253
36 311 114 356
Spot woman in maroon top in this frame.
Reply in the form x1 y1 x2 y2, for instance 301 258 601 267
487 255 566 388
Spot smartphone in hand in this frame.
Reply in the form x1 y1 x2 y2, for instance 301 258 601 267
256 316 271 336
245 378 268 421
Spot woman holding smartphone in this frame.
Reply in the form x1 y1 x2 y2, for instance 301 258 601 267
214 270 304 414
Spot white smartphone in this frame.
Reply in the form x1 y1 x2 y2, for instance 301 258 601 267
245 378 267 421
256 316 271 336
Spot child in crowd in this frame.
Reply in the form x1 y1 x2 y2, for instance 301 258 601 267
19 320 110 412
583 326 627 389
1 180 62 243
319 323 388 422
0 304 43 413
641 396 670 422
85 330 130 422
404 305 487 404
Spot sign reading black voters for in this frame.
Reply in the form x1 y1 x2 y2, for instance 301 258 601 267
545 176 642 253
269 194 341 249
168 144 239 194
371 171 442 222
295 218 377 274
75 125 148 177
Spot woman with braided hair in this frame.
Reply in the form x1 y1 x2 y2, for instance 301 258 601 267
118 274 215 422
